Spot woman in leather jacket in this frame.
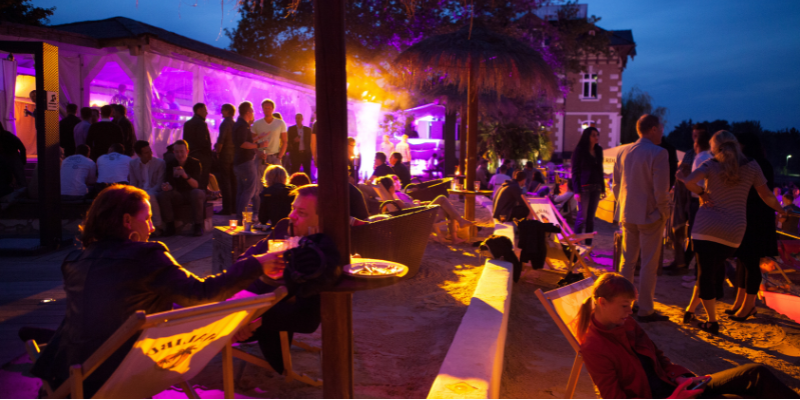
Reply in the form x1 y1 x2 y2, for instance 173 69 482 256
571 127 605 245
31 185 283 397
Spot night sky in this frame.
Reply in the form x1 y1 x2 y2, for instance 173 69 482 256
31 0 800 134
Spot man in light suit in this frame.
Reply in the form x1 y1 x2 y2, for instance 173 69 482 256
287 113 314 178
130 140 166 235
613 114 671 322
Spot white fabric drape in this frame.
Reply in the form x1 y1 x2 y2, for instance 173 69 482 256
0 58 16 134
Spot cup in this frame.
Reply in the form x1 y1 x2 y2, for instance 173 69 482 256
474 181 481 192
229 220 238 229
268 239 287 253
451 180 457 191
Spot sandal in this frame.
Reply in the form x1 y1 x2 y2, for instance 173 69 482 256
729 307 757 322
683 311 695 324
697 321 719 335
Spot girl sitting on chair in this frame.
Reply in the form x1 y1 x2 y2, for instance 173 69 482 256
574 273 799 399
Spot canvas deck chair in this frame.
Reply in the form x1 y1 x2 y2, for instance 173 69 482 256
535 276 596 398
527 196 596 276
33 288 287 399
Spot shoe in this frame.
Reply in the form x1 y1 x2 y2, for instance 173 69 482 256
697 321 720 334
681 281 696 289
723 308 738 315
636 312 670 323
192 223 203 237
683 311 695 324
163 222 176 237
729 307 758 322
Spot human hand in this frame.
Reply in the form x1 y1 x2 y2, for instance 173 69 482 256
699 193 713 208
161 182 172 192
668 376 709 399
676 169 687 182
258 152 267 160
254 251 286 278
233 318 262 343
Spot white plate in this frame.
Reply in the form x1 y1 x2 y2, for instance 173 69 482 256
343 258 408 279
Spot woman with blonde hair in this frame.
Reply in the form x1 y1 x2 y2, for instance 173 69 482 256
258 165 296 226
677 131 786 334
576 273 799 399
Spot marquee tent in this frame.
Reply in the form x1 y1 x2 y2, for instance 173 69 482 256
0 18 381 176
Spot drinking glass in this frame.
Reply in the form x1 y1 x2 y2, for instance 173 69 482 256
474 181 481 192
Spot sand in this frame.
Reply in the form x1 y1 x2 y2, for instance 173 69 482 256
3 196 800 398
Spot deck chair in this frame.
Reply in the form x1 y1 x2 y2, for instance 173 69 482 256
535 276 596 399
527 196 596 277
230 332 323 387
36 288 287 399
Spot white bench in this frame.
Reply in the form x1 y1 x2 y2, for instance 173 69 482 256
427 257 513 399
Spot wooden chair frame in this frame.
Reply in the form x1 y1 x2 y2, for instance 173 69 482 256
527 196 596 277
36 288 286 399
534 277 595 399
230 332 323 387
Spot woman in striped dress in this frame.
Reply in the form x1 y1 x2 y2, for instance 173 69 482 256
677 131 786 334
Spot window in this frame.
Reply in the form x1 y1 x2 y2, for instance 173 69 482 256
580 73 597 99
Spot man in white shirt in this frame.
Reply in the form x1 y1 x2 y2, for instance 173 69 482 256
380 135 395 156
489 165 511 198
60 144 96 200
130 140 166 232
395 134 412 167
250 99 287 212
73 107 93 147
97 143 132 184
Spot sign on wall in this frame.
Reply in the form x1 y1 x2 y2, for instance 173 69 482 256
46 91 57 111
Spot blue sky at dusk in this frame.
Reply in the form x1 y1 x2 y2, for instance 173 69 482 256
31 0 800 133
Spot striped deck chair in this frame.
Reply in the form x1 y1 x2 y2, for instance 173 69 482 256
535 277 595 398
526 196 596 277
32 288 287 399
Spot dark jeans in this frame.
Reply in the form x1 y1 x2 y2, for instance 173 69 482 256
736 255 762 295
218 161 237 213
290 150 312 177
694 239 736 301
234 161 258 221
157 189 205 224
684 198 700 265
701 363 800 399
575 188 601 245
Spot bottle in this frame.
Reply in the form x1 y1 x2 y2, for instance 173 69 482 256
243 204 253 231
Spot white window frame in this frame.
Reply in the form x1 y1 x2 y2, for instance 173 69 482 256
580 72 598 100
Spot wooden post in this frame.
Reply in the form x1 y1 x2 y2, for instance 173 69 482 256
314 0 353 398
443 111 457 176
464 58 479 235
459 103 467 174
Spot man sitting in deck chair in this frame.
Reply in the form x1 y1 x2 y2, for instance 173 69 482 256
493 171 537 222
28 185 285 398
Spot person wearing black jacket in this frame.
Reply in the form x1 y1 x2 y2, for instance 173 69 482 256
571 127 604 245
85 105 123 162
287 113 314 176
659 136 679 188
0 124 27 196
215 104 237 215
29 185 282 398
258 165 296 225
112 104 136 157
389 152 411 188
493 171 536 222
183 103 213 191
157 140 205 236
59 103 80 156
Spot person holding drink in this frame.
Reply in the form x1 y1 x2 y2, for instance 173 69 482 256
156 139 206 236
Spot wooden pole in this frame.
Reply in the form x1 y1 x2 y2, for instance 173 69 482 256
459 103 467 174
314 0 353 398
464 57 479 234
443 111 456 176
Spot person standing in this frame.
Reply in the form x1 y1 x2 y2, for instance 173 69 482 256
0 124 27 196
395 134 412 168
215 104 237 215
60 144 96 201
129 140 166 235
379 135 395 156
288 113 313 176
73 107 93 148
571 127 604 245
476 159 490 190
112 104 136 157
59 103 80 157
157 140 205 237
347 137 360 181
183 103 213 193
85 105 123 162
613 114 671 322
678 131 786 334
251 99 287 212
233 101 259 222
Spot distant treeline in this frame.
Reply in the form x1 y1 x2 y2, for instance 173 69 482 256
666 120 800 176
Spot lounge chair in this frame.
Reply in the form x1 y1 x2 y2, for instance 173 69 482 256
527 196 596 277
27 289 287 399
351 205 440 278
535 277 595 398
406 178 452 202
230 332 323 387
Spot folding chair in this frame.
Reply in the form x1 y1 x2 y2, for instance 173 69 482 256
527 196 596 277
33 288 287 399
230 333 323 387
535 277 596 399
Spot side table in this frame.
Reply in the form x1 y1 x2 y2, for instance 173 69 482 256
212 226 270 273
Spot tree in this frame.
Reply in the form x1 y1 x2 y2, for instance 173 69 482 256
666 119 731 152
0 0 54 26
620 86 668 144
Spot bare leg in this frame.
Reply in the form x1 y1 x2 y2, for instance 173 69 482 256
734 294 757 318
729 288 746 313
700 298 718 323
430 195 473 227
686 284 702 314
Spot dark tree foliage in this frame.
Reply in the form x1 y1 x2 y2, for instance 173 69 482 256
0 0 54 26
620 86 667 145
